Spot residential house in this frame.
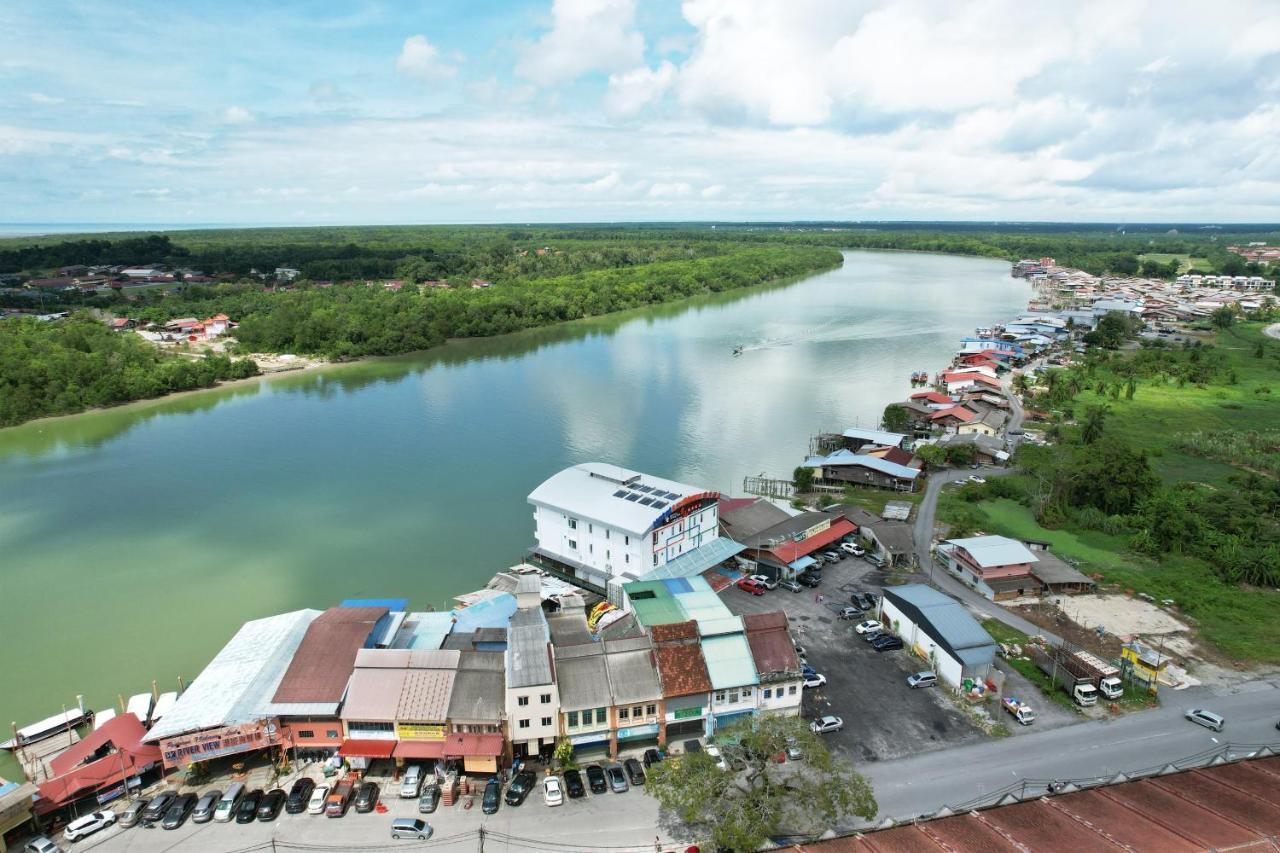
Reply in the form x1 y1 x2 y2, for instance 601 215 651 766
941 535 1039 600
817 448 920 492
504 577 559 760
604 635 665 752
957 408 1007 437
840 427 908 451
861 520 915 569
339 648 460 771
743 613 802 717
445 651 507 773
651 621 713 742
553 643 613 760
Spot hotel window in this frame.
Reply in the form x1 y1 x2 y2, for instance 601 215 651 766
618 708 629 721
540 693 551 704
645 704 656 716
595 708 607 724
763 689 773 699
653 554 658 567
518 696 529 706
589 523 593 533
568 539 577 550
728 690 739 703
298 730 315 739
568 518 578 529
606 529 610 539
632 705 642 718
625 554 629 564
741 687 752 698
624 535 630 545
589 543 593 554
788 685 798 695
714 691 725 702
606 550 610 560
541 717 552 727
567 711 579 727
518 719 530 729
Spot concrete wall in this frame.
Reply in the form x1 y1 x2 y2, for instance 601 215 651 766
880 599 963 688
506 683 560 754
532 503 720 579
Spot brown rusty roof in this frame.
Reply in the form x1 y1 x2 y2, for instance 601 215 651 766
799 757 1280 853
271 606 386 704
649 620 698 643
653 641 711 698
743 612 799 679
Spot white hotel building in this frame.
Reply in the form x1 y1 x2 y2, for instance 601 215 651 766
527 463 724 599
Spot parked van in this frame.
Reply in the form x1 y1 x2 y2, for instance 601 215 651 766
213 782 245 823
325 779 354 817
399 764 423 799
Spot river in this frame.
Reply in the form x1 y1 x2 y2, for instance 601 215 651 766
0 250 1027 772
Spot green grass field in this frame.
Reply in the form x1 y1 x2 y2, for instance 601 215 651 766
1137 252 1214 273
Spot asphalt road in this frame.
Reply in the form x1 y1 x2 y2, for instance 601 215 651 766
852 676 1280 828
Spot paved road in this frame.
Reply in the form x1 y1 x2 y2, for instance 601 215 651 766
1266 322 1280 340
853 676 1280 828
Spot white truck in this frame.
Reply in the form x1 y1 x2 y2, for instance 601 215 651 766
1001 697 1037 725
1071 650 1124 700
1029 645 1099 706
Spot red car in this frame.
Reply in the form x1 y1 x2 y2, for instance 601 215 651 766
736 578 766 595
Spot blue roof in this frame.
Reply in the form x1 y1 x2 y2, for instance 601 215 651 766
789 556 817 571
841 427 907 447
818 451 919 480
400 612 455 650
701 633 760 689
451 592 517 632
883 584 994 651
342 598 409 611
635 537 746 582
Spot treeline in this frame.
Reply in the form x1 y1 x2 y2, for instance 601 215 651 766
0 234 185 273
0 315 260 427
135 246 843 359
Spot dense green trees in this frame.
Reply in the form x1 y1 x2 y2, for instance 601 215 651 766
0 315 259 426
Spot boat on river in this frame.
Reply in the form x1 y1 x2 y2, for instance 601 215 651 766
125 693 153 723
1 705 91 750
151 691 177 726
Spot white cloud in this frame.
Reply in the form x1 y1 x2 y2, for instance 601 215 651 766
701 184 724 198
517 0 644 85
648 181 692 198
27 93 64 105
606 62 676 119
223 106 254 124
395 35 457 82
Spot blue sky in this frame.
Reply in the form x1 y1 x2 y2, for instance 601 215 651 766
3 0 1280 225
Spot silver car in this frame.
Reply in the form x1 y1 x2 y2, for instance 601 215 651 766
1185 708 1224 732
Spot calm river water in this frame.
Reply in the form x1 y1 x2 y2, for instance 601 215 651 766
0 250 1027 765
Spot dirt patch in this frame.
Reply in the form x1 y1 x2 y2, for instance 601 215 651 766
1045 594 1188 636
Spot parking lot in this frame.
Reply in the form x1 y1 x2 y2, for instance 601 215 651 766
724 553 985 763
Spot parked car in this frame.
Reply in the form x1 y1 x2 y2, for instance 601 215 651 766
850 591 876 610
563 769 585 799
854 619 881 635
390 818 433 841
968 475 987 484
308 785 330 815
839 606 862 620
161 793 197 830
785 739 803 762
642 748 664 768
1185 709 1225 732
192 789 223 823
120 798 150 828
605 763 629 793
418 784 440 814
543 775 564 806
505 770 536 806
801 661 817 677
872 635 904 652
778 578 803 593
256 789 286 821
140 791 176 824
736 577 767 595
237 790 264 823
810 715 844 734
399 764 424 799
704 745 729 771
482 778 501 814
863 627 887 642
803 672 827 688
214 783 245 823
796 571 822 587
353 782 380 813
324 780 353 817
585 764 608 794
840 542 866 557
865 553 886 568
64 811 116 842
821 550 842 563
682 739 702 754
285 778 315 814
748 574 778 590
624 758 646 785
21 838 61 853
907 672 938 689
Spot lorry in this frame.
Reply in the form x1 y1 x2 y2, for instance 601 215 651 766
1071 650 1125 700
1029 645 1099 706
1001 697 1037 725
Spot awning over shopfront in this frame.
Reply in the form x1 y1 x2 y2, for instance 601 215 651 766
788 556 817 572
568 730 610 747
393 741 444 759
616 724 660 741
338 739 396 759
442 732 504 758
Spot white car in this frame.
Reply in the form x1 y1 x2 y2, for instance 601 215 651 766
64 811 116 842
704 745 730 771
840 542 865 557
968 475 987 484
543 775 564 806
810 716 844 734
854 620 881 635
803 672 827 688
748 574 778 590
307 784 329 815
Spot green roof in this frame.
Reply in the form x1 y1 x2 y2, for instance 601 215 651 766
624 576 736 631
701 634 759 689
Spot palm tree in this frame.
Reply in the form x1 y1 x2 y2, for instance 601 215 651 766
1080 404 1110 444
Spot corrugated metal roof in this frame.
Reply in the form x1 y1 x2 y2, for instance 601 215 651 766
397 669 456 721
507 607 553 688
948 535 1039 568
528 462 712 535
604 638 661 705
744 613 800 678
700 633 759 690
884 585 995 652
841 427 907 446
447 667 505 722
451 592 517 632
339 667 406 721
821 450 920 480
268 606 386 707
554 645 610 711
145 609 321 742
634 537 745 582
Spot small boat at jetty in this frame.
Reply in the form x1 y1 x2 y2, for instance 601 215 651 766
126 693 153 723
1 706 91 750
151 692 178 726
93 709 117 730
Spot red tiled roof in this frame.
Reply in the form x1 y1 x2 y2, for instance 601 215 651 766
338 739 397 758
766 518 855 564
443 733 503 757
743 613 799 677
654 642 712 698
910 391 952 404
932 406 975 423
649 621 698 643
880 447 916 467
38 713 160 806
272 606 387 704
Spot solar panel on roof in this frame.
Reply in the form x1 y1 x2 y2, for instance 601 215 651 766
639 497 655 506
635 485 653 493
625 493 641 501
663 491 681 499
613 490 628 498
652 501 668 509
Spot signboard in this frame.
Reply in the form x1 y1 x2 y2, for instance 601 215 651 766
616 724 660 740
95 775 143 805
160 721 280 769
800 518 831 540
568 731 610 746
672 706 705 720
396 723 446 740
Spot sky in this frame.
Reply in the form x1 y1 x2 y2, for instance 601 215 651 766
2 0 1280 226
